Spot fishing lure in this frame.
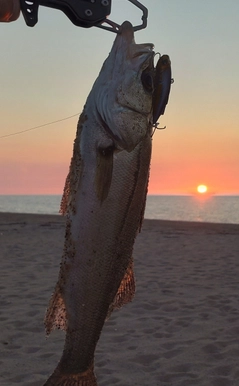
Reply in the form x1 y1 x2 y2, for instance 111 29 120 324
153 54 173 125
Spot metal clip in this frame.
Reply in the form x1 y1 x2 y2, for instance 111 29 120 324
97 0 148 33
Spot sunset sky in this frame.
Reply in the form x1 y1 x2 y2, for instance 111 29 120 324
1 0 239 195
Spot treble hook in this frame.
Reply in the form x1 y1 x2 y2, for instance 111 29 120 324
151 123 166 138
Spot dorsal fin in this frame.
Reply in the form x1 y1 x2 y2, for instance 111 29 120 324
60 112 86 215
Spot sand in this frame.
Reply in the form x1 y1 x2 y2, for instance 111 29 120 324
0 212 239 386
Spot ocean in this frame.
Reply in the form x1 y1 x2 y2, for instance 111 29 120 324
0 195 239 224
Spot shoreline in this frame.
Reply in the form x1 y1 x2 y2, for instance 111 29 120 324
1 211 239 228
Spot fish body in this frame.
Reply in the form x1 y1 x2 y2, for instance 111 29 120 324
152 54 172 124
43 22 170 386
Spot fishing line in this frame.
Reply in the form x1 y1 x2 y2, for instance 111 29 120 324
0 113 80 139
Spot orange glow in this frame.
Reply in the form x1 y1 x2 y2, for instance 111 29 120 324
1 113 239 195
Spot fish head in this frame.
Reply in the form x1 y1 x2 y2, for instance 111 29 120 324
90 21 155 152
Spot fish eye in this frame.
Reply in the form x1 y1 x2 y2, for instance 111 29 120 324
141 70 154 93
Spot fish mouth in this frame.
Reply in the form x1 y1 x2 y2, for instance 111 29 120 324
118 21 135 42
117 21 154 53
113 21 155 66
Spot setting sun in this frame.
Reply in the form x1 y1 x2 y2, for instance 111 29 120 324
197 185 208 194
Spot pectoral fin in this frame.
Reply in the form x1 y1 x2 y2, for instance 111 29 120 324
95 146 114 203
107 257 135 318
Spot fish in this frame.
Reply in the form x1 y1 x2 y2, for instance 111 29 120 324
43 21 171 386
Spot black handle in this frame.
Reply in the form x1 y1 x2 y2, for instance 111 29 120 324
21 0 111 27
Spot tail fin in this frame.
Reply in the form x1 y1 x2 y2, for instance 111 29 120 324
43 364 97 386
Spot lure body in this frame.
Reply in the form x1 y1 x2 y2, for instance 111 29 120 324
153 54 172 124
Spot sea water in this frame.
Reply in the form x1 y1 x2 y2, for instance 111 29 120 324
0 195 239 224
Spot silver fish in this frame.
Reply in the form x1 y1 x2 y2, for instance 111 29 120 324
43 21 171 386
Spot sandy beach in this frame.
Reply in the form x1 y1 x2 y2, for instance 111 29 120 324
0 212 239 386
